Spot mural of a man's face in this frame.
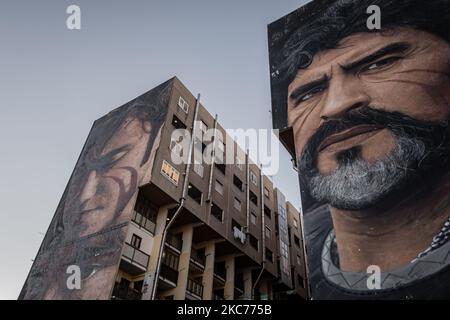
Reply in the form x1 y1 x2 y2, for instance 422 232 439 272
63 114 155 237
288 27 450 210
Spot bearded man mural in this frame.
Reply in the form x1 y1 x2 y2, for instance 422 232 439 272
268 0 450 299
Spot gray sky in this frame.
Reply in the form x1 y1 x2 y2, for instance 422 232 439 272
0 0 307 299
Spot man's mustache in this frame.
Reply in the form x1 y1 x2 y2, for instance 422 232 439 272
299 106 450 171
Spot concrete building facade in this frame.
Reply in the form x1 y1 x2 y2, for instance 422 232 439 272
20 77 307 300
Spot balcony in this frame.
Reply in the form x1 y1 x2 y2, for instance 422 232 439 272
190 248 206 273
120 243 150 275
159 264 178 288
186 278 203 299
213 293 224 300
213 263 226 285
159 250 179 289
165 232 183 252
131 210 156 234
234 273 244 296
111 282 142 300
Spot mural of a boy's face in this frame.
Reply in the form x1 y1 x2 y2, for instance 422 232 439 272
287 27 450 210
63 114 154 237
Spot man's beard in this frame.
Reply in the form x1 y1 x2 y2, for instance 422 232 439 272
298 107 450 211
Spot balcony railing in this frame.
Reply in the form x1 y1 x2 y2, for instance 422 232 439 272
213 293 224 300
131 210 156 234
187 278 203 298
111 282 142 300
190 250 206 266
122 243 150 270
214 265 226 281
235 273 244 292
160 264 179 284
165 233 183 251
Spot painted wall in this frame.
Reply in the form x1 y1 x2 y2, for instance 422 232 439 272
19 80 172 299
268 0 450 299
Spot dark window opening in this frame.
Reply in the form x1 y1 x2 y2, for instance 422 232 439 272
133 280 143 293
211 203 223 222
188 183 202 204
172 115 186 130
132 196 158 234
294 235 300 247
215 162 226 174
130 234 142 249
233 175 243 191
249 234 258 251
264 205 271 219
265 248 273 263
232 219 242 231
162 249 180 270
249 191 258 205
298 275 304 288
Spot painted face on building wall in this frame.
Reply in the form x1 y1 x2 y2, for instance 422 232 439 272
63 114 156 238
20 82 170 300
288 27 450 211
269 0 450 299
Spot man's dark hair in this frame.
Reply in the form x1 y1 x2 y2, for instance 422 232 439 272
269 0 450 131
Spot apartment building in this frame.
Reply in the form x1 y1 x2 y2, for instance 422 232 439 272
20 77 307 300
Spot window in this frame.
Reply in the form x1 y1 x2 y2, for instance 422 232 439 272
172 115 186 129
281 241 290 275
265 248 273 263
193 163 204 178
133 280 143 293
211 203 223 222
132 196 157 234
188 183 202 204
232 219 246 244
215 180 224 195
215 139 225 163
170 136 184 159
293 218 298 228
249 191 258 206
250 212 257 225
294 235 300 247
233 197 242 212
162 249 179 270
161 160 180 185
215 162 226 175
297 255 302 266
130 234 142 249
178 96 189 113
265 226 271 239
264 187 270 198
298 275 304 288
233 175 243 191
250 171 257 186
264 205 271 219
199 120 208 134
249 234 258 251
235 156 244 171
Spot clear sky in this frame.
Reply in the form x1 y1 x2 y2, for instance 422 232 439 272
0 0 308 299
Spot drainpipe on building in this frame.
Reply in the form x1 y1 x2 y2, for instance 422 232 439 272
298 199 311 299
252 165 266 299
206 114 218 203
244 151 250 233
150 93 201 300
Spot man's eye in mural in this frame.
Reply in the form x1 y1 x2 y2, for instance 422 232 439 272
298 85 327 104
290 80 329 107
359 56 403 73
